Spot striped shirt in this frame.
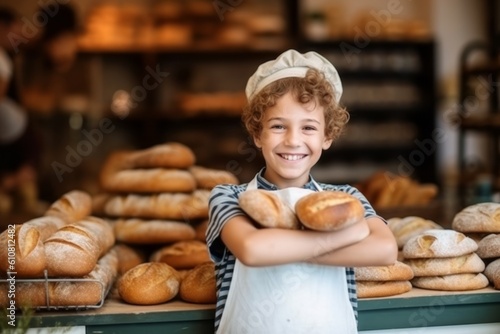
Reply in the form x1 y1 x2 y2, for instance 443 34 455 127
206 169 379 333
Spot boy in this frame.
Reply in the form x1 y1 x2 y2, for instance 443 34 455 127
206 49 398 333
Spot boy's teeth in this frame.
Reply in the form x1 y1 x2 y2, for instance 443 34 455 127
282 154 303 161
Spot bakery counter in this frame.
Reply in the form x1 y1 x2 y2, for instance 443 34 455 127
22 287 500 333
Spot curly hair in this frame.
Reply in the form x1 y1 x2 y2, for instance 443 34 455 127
242 68 349 142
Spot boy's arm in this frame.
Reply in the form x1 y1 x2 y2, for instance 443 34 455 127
308 216 398 267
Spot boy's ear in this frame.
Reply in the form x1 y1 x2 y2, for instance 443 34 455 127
322 138 333 150
254 135 262 149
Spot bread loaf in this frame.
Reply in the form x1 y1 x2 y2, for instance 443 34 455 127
404 253 485 277
484 258 500 289
238 189 299 229
150 240 210 270
44 190 92 223
387 216 443 249
295 191 365 231
127 142 196 169
118 262 180 305
0 216 66 277
355 261 414 281
189 165 239 189
411 273 489 291
452 202 500 233
356 280 412 298
476 234 500 259
179 261 216 304
44 216 115 277
112 219 196 244
402 229 478 259
114 243 146 275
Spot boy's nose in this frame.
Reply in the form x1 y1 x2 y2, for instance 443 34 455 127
284 129 300 146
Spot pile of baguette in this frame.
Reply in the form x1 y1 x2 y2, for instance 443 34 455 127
0 190 119 308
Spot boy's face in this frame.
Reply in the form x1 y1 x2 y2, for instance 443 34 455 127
254 91 332 188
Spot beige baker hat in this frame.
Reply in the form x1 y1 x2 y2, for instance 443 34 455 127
245 49 343 102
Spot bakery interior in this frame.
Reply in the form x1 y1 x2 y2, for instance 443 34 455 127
1 0 500 333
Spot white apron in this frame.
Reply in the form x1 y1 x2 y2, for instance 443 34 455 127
217 176 358 334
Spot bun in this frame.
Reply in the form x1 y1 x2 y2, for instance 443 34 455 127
476 234 500 259
452 202 500 233
118 262 180 305
295 191 365 231
411 273 489 291
44 190 92 223
355 261 414 281
484 258 500 289
387 216 443 249
179 262 216 304
238 189 299 229
112 219 196 244
150 240 210 270
402 229 478 259
404 253 485 277
189 165 239 189
357 280 412 298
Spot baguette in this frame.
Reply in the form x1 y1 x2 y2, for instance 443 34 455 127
44 190 92 223
128 142 196 169
112 219 196 244
189 165 239 189
44 216 115 277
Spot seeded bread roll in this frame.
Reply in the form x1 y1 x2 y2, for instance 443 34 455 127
402 229 478 259
355 261 414 281
112 219 196 244
411 273 489 291
357 280 412 298
476 234 500 259
238 189 299 229
179 261 216 304
44 190 92 223
150 240 210 270
452 202 500 233
404 253 485 277
118 262 181 305
295 191 365 231
484 258 500 289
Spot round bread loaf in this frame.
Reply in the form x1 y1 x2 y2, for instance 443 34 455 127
388 216 443 249
118 262 180 305
356 280 412 298
189 165 239 189
355 261 414 281
452 202 500 233
476 234 500 259
410 273 489 291
239 189 299 229
484 258 500 289
404 253 485 277
179 261 216 304
112 219 196 244
295 191 365 231
402 229 478 259
150 240 210 270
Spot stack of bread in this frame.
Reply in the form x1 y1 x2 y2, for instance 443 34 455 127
402 229 489 291
0 190 119 308
94 142 236 305
452 202 500 289
355 261 414 298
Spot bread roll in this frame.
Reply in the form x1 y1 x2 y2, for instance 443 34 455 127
404 253 485 277
411 273 489 291
238 189 299 229
356 280 412 298
118 262 180 305
295 191 365 231
150 240 210 270
44 190 92 223
44 216 115 277
476 234 500 259
114 243 146 275
402 229 477 259
179 261 216 304
112 219 196 244
484 258 500 289
189 165 239 189
452 202 500 233
355 261 414 281
387 216 443 249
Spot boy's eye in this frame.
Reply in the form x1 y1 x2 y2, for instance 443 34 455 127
304 126 317 131
271 124 284 129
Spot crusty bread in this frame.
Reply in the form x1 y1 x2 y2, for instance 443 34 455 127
0 216 66 277
44 216 115 277
44 190 92 223
484 258 500 289
295 191 365 231
238 189 299 229
356 280 412 298
112 219 196 244
387 216 443 249
355 261 414 281
0 248 118 307
179 261 216 304
410 273 489 291
118 262 180 305
402 229 478 259
127 142 196 169
150 240 210 270
189 165 239 189
103 190 210 220
404 253 485 277
114 243 146 275
452 202 500 233
476 234 500 259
